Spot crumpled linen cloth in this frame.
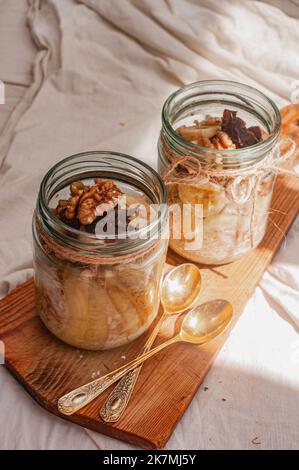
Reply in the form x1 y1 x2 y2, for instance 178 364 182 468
0 0 299 450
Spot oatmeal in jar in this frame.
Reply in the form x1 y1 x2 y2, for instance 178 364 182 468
158 80 281 264
33 152 168 350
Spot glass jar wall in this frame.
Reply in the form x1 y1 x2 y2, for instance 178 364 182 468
158 80 281 265
33 152 168 350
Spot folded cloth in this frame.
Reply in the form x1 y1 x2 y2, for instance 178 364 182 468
0 0 299 450
261 216 299 329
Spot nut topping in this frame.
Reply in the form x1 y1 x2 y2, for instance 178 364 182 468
211 131 236 149
70 181 86 196
54 179 123 229
175 109 265 149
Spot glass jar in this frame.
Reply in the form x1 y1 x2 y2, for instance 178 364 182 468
33 151 168 350
158 80 281 265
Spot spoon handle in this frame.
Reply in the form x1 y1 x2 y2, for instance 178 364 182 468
100 312 167 422
58 335 178 416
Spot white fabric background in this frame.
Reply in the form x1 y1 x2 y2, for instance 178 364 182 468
0 0 298 449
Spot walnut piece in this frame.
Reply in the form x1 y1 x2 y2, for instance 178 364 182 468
211 131 236 149
54 179 123 226
70 181 86 196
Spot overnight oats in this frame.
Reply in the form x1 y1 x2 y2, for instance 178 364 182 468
158 80 282 264
33 152 168 350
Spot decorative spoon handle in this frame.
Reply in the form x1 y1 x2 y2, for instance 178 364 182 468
100 312 167 422
58 335 177 416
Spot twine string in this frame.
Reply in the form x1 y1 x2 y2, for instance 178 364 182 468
35 215 160 266
162 136 298 249
163 137 298 205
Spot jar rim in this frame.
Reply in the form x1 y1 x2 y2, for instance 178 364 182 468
162 79 281 161
37 151 168 256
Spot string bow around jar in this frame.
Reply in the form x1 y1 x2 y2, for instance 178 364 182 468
163 137 298 206
162 136 298 251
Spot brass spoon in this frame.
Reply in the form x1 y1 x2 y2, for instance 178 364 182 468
100 263 202 422
58 299 233 416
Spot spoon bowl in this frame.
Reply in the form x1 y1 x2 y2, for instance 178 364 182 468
161 263 202 314
180 299 233 344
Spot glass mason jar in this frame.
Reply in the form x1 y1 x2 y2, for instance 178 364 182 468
33 151 168 350
158 80 282 265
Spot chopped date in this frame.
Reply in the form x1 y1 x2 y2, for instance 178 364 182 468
221 109 263 148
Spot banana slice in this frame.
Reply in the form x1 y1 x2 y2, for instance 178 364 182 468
106 281 141 335
86 281 109 346
176 125 220 142
62 265 89 342
178 183 226 218
62 265 109 348
118 272 158 323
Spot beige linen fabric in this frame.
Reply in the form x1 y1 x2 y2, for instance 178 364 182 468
0 0 299 449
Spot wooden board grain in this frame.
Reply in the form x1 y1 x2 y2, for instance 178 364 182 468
0 170 299 449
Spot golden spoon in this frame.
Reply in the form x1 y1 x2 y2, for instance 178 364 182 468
58 299 233 416
100 263 202 422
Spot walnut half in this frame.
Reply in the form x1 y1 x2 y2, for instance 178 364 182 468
54 179 123 226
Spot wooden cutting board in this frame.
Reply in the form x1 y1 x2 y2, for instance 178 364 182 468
0 168 299 449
